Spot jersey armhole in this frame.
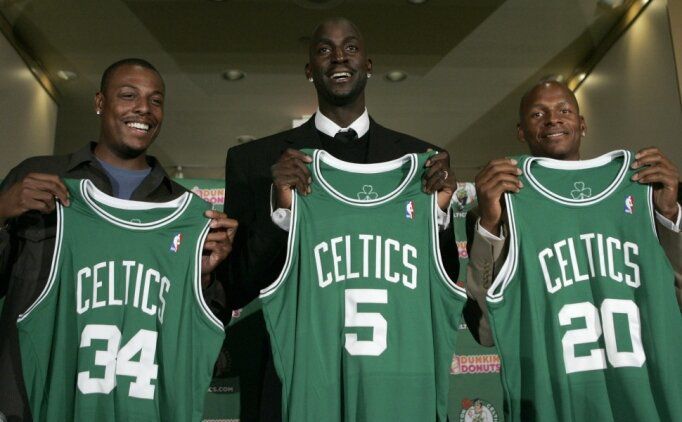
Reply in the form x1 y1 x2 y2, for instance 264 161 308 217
431 195 467 300
486 193 519 304
646 185 659 239
259 191 298 300
194 219 225 331
17 203 65 324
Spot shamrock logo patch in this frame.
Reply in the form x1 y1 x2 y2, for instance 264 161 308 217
357 185 379 201
570 181 592 199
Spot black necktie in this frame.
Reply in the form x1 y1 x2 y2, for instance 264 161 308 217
333 129 358 144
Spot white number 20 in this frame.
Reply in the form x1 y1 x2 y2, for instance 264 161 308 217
77 324 159 399
559 299 646 374
344 289 387 356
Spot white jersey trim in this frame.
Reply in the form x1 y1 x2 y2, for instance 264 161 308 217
260 191 298 298
18 203 64 322
487 193 519 303
647 185 658 239
524 150 630 207
430 195 467 298
313 150 419 207
194 220 225 331
81 179 193 230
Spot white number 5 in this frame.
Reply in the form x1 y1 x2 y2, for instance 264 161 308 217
344 289 387 356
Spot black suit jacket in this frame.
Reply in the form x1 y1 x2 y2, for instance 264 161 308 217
222 115 459 421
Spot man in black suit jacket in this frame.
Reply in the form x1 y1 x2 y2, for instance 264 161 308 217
223 17 459 421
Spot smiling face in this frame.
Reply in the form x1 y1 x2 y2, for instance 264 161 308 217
517 81 585 161
305 18 372 109
95 64 164 163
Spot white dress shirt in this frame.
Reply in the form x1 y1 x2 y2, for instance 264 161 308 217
271 109 451 231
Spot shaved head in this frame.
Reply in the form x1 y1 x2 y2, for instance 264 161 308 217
309 17 365 58
516 80 585 160
519 81 579 122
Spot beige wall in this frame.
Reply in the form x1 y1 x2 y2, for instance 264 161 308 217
576 0 682 167
0 31 57 177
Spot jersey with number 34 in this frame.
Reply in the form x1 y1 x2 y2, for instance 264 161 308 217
17 179 224 422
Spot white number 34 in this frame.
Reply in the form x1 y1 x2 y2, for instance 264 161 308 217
77 324 158 399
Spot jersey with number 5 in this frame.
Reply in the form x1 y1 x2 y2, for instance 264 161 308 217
260 150 467 422
17 179 224 421
487 150 682 421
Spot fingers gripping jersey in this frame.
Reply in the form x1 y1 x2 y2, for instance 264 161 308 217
487 150 682 421
260 150 467 422
17 179 224 422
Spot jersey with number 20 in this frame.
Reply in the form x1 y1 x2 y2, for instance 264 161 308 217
487 150 682 421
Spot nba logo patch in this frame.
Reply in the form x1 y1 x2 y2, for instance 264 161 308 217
624 195 635 214
170 233 183 252
405 201 415 219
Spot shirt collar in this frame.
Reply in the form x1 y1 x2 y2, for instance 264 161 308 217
314 108 370 139
65 142 99 171
66 142 178 196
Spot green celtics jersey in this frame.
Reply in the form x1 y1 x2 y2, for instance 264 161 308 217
17 179 224 421
487 150 682 421
260 149 467 422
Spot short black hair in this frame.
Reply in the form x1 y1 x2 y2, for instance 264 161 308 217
99 58 164 93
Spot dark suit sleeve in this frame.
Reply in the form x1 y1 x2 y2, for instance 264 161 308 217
222 147 289 310
0 166 27 298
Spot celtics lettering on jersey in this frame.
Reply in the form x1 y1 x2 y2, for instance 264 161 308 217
74 260 173 400
76 260 173 322
539 233 640 293
537 232 645 374
314 234 418 289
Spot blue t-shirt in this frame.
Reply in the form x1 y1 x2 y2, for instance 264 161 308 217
97 158 152 200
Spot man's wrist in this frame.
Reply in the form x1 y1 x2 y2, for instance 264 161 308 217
479 218 501 237
663 205 680 223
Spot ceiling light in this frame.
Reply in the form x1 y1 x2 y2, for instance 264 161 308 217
222 69 245 81
57 70 77 81
597 0 624 8
385 70 408 82
541 74 564 83
407 0 428 4
293 0 344 10
237 135 255 144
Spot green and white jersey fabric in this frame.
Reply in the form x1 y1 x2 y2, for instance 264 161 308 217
18 179 224 422
260 149 467 422
487 150 682 421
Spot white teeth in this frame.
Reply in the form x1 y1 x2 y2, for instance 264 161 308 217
332 72 351 79
127 122 149 131
546 132 564 138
